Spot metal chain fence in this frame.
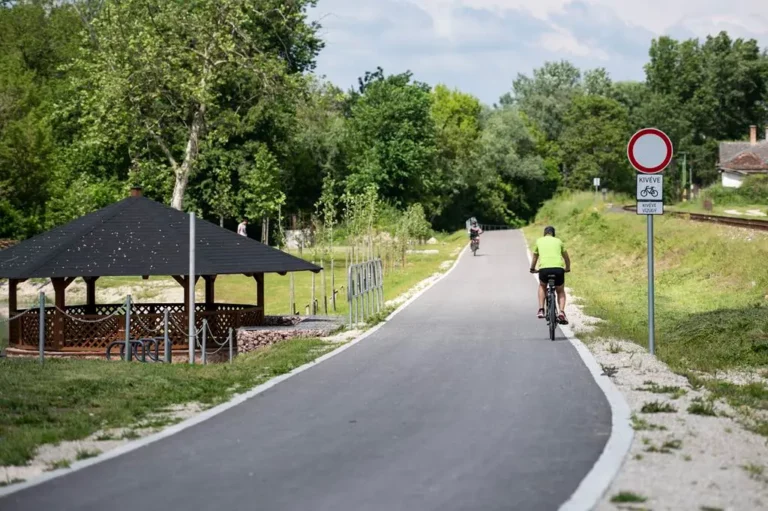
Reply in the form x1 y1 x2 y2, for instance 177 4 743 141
3 292 236 366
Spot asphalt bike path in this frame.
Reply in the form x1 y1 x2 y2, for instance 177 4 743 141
1 231 611 511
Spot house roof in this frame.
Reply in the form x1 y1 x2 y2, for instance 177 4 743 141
0 196 320 279
719 141 768 174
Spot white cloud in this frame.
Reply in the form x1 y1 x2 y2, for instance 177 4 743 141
309 0 768 104
413 0 768 40
535 26 609 59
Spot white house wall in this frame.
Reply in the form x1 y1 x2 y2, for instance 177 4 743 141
721 172 745 188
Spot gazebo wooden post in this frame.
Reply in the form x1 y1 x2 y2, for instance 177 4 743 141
254 273 265 323
173 275 200 313
51 278 74 351
204 276 216 311
84 277 99 314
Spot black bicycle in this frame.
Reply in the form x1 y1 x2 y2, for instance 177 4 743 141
640 186 658 198
532 270 559 340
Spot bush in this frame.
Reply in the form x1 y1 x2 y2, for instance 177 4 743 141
702 175 768 206
741 175 768 203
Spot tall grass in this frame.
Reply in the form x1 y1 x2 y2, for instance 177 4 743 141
525 192 768 372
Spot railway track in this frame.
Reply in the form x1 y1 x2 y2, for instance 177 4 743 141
621 205 768 232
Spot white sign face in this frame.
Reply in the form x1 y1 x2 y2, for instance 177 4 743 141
637 174 663 201
593 177 601 187
627 128 673 174
637 201 663 215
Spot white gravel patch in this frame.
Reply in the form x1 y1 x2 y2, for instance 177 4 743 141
326 329 364 343
564 296 768 510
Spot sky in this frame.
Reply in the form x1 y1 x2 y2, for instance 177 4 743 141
308 0 768 104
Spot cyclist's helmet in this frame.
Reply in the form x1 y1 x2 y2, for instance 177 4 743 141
544 226 556 236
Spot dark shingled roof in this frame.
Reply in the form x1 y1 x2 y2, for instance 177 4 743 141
0 196 320 279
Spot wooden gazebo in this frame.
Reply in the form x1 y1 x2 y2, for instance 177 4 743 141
0 188 319 354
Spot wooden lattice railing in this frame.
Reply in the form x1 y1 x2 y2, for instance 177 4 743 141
15 303 263 351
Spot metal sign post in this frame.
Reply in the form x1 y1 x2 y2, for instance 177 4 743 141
189 212 196 364
593 177 601 199
627 128 673 356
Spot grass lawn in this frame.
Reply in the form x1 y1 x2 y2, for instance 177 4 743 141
0 231 467 467
525 192 768 432
0 339 337 466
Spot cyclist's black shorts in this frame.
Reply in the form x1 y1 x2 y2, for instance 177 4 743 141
538 267 565 287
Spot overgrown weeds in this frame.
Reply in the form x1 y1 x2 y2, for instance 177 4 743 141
641 401 677 414
637 381 687 399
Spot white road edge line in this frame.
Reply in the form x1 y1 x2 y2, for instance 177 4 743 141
521 230 633 511
0 244 470 499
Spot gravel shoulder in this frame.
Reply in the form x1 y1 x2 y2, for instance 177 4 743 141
564 293 768 511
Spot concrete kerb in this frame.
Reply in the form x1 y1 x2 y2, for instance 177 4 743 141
0 243 471 499
522 230 633 511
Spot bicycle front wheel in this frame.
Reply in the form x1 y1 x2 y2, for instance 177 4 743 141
548 293 557 340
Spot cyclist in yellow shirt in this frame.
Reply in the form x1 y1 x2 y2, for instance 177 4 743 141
529 226 571 324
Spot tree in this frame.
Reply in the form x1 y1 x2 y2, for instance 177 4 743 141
561 95 633 192
345 70 437 210
68 0 322 210
610 81 650 119
471 107 550 225
583 68 613 97
284 77 347 214
240 143 285 243
430 84 482 225
198 163 239 227
0 0 85 237
506 60 582 141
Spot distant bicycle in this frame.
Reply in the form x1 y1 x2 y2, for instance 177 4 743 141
470 236 479 256
640 186 658 198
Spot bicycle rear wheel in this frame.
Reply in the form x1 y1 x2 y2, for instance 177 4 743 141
548 289 557 340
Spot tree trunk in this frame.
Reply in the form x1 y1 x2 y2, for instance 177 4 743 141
219 215 224 228
170 104 206 210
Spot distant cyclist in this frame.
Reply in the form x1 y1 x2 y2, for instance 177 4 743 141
469 220 483 240
529 226 571 324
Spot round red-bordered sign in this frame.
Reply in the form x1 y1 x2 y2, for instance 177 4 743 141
627 128 673 174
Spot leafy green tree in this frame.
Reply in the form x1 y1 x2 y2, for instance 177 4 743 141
240 144 286 238
610 81 650 119
68 0 322 211
198 163 239 227
0 0 85 237
583 68 613 97
471 107 550 225
284 77 347 214
505 60 582 141
430 84 482 224
561 95 633 192
345 70 437 210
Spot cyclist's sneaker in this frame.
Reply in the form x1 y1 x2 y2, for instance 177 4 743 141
558 312 568 325
537 308 545 319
